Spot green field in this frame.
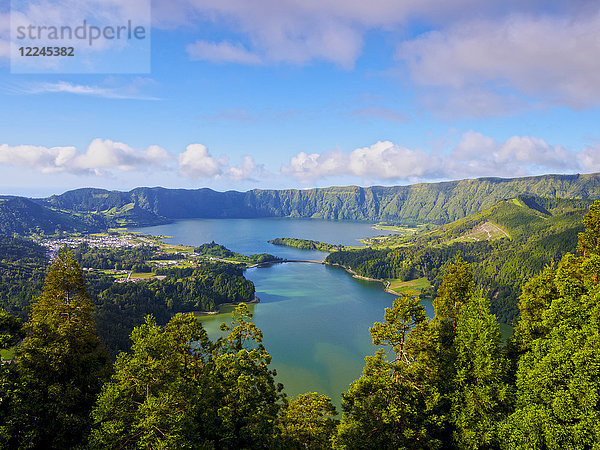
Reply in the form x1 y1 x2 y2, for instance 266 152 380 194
372 223 423 234
129 272 156 280
1 348 15 361
387 277 431 296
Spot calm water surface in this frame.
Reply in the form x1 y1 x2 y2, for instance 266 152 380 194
134 218 507 406
135 217 392 260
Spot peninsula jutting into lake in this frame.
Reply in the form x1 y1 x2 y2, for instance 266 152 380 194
1 175 598 447
3 0 600 445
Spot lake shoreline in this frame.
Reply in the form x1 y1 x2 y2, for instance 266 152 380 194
327 263 401 296
193 296 261 316
131 217 408 405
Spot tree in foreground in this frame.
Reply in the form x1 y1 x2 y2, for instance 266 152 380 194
335 295 439 449
210 303 284 447
502 202 600 448
336 258 508 449
451 291 508 448
91 304 285 449
278 392 338 449
6 248 110 449
90 313 215 448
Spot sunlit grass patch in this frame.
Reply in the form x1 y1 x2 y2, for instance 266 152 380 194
387 277 431 296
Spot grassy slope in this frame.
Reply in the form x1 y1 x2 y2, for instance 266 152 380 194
370 195 590 249
387 277 431 296
327 197 591 323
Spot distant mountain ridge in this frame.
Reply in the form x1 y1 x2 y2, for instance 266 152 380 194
1 173 599 236
0 197 106 235
38 173 600 227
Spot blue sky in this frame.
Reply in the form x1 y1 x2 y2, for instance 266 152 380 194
1 0 599 196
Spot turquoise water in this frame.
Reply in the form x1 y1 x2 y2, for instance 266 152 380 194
134 218 414 405
133 218 507 406
199 263 434 405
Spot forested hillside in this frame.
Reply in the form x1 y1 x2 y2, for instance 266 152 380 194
2 203 600 448
0 238 257 356
0 197 106 235
39 172 600 227
0 173 599 236
327 196 589 324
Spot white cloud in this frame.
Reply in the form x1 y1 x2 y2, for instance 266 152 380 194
578 145 600 173
496 136 569 168
0 139 171 175
177 145 261 181
178 144 223 178
282 141 442 181
227 155 263 180
187 41 262 64
347 142 439 179
152 0 592 78
446 132 578 178
397 11 600 109
282 132 584 183
0 139 263 181
75 139 170 174
0 144 78 173
19 81 159 100
165 0 505 67
280 150 343 180
0 133 595 186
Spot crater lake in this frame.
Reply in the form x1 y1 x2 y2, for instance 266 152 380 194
132 218 435 406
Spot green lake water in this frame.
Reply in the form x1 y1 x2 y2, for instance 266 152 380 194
133 218 509 406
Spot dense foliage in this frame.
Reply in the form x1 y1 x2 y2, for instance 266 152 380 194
1 201 600 448
502 211 600 446
90 306 285 448
0 255 289 449
72 244 157 272
269 237 345 252
327 197 587 324
332 201 600 449
0 249 111 448
0 236 47 318
90 262 255 356
0 239 257 356
195 241 281 264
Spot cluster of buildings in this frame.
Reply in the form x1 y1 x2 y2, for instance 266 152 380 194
38 234 143 259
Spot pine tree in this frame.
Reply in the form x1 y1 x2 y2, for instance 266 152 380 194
427 256 476 446
90 313 215 449
337 258 509 449
91 304 284 448
451 291 508 449
9 248 110 449
211 303 284 448
278 392 338 449
335 296 441 449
